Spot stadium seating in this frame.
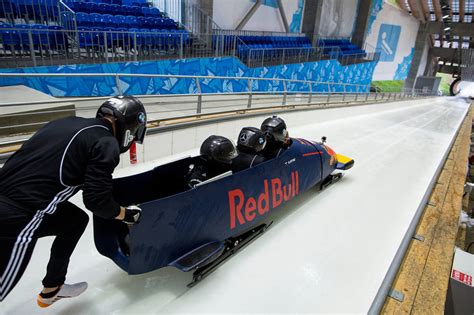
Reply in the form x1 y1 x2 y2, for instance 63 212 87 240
0 23 67 50
317 38 366 57
0 0 59 19
235 35 313 61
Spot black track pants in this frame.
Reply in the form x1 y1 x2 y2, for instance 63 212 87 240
0 200 89 302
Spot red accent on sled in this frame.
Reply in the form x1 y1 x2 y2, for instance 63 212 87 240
302 151 323 157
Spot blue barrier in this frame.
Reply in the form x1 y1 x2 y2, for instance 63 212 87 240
0 56 377 96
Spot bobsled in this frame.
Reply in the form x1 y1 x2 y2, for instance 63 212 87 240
93 137 354 286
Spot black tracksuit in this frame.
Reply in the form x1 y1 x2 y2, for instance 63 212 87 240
0 116 121 301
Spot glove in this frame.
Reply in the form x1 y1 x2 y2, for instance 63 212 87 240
123 205 142 225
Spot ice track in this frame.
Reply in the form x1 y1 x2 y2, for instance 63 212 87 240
1 97 470 314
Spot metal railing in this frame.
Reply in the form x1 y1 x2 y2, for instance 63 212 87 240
242 46 380 68
0 72 437 141
215 29 304 37
0 26 381 68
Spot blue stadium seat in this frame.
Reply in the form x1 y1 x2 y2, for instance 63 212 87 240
97 3 109 14
130 5 143 16
47 25 66 49
76 12 91 27
78 26 99 47
109 4 121 15
101 14 115 27
142 7 160 17
0 23 19 49
137 16 147 28
114 15 125 27
89 13 102 27
124 15 138 28
121 5 133 16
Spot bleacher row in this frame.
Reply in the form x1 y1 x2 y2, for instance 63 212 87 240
0 23 67 49
317 38 366 57
66 1 160 16
74 13 178 30
233 35 313 60
0 22 190 51
0 0 150 19
77 28 189 49
0 0 60 19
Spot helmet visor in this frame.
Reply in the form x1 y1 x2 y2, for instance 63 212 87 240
135 124 147 144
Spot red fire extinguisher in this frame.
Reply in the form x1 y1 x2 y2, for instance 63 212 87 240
129 141 137 165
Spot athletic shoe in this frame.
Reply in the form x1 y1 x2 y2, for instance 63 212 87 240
37 282 88 308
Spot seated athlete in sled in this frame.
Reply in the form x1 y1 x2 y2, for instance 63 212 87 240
232 127 268 172
186 136 238 188
260 116 292 158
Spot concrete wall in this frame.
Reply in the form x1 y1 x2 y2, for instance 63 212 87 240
212 0 304 32
318 0 359 38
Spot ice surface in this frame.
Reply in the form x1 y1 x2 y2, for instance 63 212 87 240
1 97 470 314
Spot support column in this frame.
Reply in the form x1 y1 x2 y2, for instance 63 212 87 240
301 0 323 46
199 0 212 17
351 0 373 48
404 23 430 90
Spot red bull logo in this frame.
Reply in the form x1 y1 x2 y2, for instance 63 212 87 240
228 171 299 229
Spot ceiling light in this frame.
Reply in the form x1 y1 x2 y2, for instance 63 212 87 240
444 27 451 31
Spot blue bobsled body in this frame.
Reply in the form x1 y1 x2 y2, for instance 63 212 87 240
93 138 349 275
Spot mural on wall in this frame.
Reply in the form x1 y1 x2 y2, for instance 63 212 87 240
0 57 377 96
366 0 384 36
394 48 415 80
365 0 419 80
214 0 304 33
376 24 401 62
289 0 304 33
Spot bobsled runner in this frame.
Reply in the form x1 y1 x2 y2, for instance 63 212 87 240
93 137 354 287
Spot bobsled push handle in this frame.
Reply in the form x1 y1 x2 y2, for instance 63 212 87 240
195 171 233 187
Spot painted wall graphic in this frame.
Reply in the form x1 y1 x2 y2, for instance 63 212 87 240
394 48 415 80
365 0 419 80
213 0 304 33
366 0 384 36
0 57 377 96
376 24 401 62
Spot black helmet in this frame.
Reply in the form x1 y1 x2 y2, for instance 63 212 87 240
237 127 266 154
261 115 288 143
97 96 147 153
200 135 238 164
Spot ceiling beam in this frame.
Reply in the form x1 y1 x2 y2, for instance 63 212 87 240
397 0 410 13
419 0 430 20
459 0 465 22
432 0 443 21
407 0 421 20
